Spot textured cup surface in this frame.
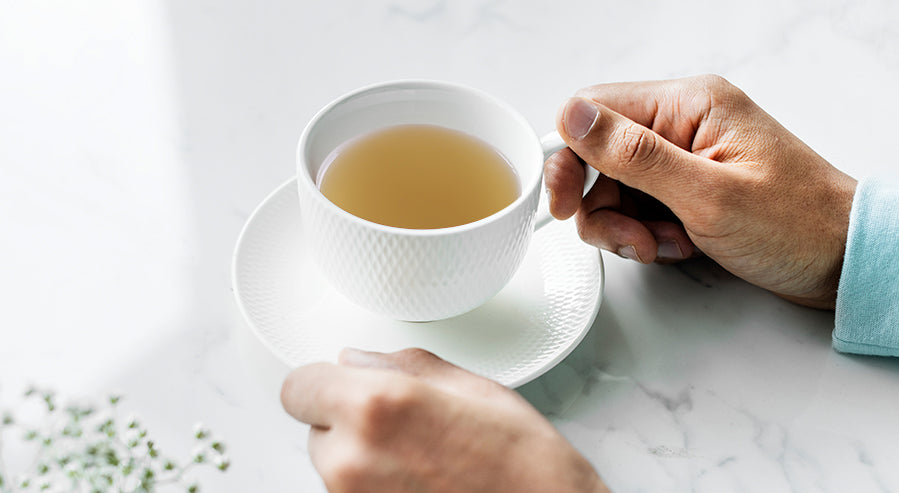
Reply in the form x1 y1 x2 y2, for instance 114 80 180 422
296 81 545 321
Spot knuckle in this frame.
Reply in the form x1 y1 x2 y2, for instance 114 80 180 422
280 362 328 410
693 74 748 108
614 123 659 171
280 373 298 409
574 212 604 248
574 213 592 242
693 74 734 95
574 212 593 243
543 151 566 178
393 347 454 372
543 152 578 190
355 380 419 433
394 347 436 363
574 86 597 99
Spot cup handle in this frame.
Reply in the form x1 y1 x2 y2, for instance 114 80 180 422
533 131 600 231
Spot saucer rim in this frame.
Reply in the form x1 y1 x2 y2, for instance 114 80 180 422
231 177 604 388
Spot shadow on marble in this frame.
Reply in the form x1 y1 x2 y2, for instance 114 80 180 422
639 256 836 349
839 352 899 374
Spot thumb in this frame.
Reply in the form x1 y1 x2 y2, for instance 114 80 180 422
557 97 711 209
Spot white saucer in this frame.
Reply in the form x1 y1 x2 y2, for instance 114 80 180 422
232 179 604 388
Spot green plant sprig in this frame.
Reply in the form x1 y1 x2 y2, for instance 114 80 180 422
0 386 229 493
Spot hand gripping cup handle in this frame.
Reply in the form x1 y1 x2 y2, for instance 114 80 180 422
533 131 600 230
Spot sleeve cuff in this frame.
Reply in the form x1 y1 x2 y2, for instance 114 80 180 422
833 177 899 356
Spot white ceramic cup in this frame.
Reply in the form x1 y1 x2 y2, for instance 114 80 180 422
296 80 596 321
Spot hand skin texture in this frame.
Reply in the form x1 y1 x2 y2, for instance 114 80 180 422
281 348 610 493
544 75 857 309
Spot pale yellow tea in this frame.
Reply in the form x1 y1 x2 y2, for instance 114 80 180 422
317 124 520 229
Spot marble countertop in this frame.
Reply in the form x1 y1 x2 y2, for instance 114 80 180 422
3 0 899 491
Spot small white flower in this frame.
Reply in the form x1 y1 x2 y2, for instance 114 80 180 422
16 474 31 488
108 391 123 406
91 410 114 428
214 455 231 472
124 427 145 448
63 462 80 478
193 422 209 440
191 445 207 463
125 413 141 429
209 437 226 454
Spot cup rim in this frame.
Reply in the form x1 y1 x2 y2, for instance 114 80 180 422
295 79 544 237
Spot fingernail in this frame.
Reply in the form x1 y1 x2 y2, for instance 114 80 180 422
563 98 598 140
617 245 643 263
657 241 685 260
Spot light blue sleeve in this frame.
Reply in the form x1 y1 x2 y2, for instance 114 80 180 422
833 177 899 356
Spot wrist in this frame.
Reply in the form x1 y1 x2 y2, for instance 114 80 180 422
778 170 857 310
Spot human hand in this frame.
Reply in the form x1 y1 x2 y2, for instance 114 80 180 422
544 75 857 309
281 348 609 493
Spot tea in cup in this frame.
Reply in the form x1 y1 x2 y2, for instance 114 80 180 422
317 123 521 230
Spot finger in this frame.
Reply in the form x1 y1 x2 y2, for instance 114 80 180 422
579 173 622 214
281 362 362 428
556 96 713 212
306 426 366 492
576 178 696 263
339 347 505 397
574 76 714 150
307 425 331 468
575 208 658 263
641 220 697 262
543 147 586 220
